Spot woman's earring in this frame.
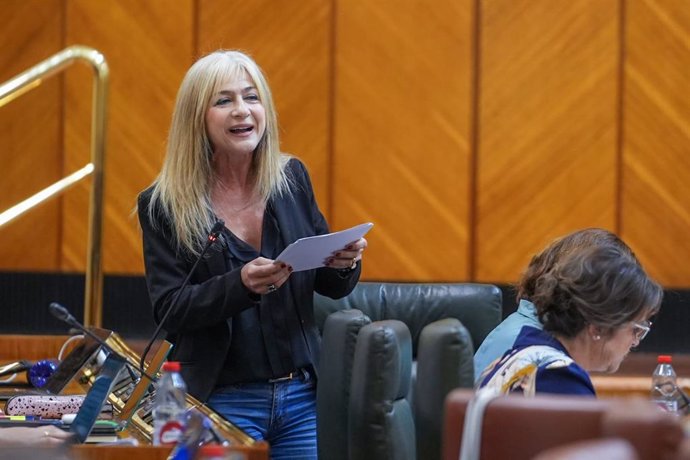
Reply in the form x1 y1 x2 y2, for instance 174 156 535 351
592 335 601 341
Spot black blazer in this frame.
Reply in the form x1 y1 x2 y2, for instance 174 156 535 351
138 159 360 401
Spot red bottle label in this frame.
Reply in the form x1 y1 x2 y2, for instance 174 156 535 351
157 420 184 444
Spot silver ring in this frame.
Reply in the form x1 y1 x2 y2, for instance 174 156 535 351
267 284 277 293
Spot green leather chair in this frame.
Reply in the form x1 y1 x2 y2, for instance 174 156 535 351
314 282 502 460
349 319 415 460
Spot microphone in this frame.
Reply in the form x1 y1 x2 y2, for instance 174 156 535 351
138 220 225 374
49 302 82 328
48 302 157 383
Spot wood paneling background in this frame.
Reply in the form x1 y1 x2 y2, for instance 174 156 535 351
475 0 619 282
0 0 63 270
62 0 195 271
1 0 688 288
621 0 690 287
334 1 473 280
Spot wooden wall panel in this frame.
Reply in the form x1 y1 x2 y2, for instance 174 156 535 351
622 0 690 287
475 0 620 282
64 0 194 273
2 0 690 289
334 0 474 281
0 335 72 361
198 0 333 217
0 0 63 270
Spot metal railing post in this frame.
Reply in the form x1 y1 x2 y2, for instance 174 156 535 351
0 45 109 327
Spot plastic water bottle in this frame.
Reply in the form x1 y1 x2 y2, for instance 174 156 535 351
651 355 679 412
153 361 187 445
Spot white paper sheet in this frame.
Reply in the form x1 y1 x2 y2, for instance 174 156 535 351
275 222 373 272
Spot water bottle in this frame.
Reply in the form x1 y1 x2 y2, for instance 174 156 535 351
153 361 187 445
651 355 679 412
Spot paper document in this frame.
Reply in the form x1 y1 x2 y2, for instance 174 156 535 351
276 222 373 272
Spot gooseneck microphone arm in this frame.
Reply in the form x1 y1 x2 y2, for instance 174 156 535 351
48 302 157 382
138 220 225 375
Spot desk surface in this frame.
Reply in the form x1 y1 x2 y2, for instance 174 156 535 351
609 352 690 377
592 352 690 398
71 443 269 460
0 335 270 460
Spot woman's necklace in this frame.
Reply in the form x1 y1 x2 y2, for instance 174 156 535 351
213 178 259 214
227 196 258 213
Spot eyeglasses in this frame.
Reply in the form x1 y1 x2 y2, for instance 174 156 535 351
632 320 652 342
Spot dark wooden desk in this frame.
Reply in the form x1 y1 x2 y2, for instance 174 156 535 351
0 335 269 459
71 443 269 460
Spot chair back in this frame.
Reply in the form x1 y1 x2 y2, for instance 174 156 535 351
315 282 502 460
314 282 503 353
317 309 371 460
443 389 684 460
349 320 415 460
415 318 473 459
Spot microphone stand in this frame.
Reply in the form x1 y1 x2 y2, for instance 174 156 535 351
48 302 157 383
138 221 224 375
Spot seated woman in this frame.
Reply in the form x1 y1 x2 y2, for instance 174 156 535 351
473 228 639 382
477 239 662 396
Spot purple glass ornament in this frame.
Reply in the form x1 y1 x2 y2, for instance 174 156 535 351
28 360 58 388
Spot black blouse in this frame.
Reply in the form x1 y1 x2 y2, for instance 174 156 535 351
216 201 312 384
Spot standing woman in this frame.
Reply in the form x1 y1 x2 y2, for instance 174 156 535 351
138 50 366 459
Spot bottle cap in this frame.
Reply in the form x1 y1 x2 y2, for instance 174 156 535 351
657 355 672 364
162 361 181 372
199 444 226 456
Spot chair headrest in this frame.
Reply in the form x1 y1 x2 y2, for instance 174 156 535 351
314 282 502 350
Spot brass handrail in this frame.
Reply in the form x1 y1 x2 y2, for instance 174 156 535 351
0 45 109 327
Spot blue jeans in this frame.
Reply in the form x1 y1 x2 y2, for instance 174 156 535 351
207 371 317 460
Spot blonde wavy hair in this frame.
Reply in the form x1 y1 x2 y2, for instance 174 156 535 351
148 50 290 256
